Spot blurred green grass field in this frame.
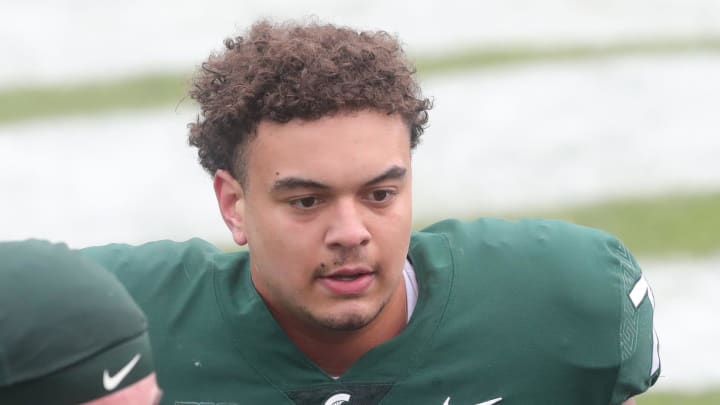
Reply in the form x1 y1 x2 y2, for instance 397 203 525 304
509 191 720 257
414 191 720 257
0 73 190 124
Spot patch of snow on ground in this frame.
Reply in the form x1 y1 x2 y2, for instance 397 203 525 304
2 0 720 86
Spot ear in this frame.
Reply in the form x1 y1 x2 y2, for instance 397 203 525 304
214 170 248 246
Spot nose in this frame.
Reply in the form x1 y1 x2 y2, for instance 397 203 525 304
324 198 371 249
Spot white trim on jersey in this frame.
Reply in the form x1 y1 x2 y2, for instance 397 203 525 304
629 275 649 309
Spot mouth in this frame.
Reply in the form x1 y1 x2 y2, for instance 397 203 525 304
327 274 365 281
318 266 375 296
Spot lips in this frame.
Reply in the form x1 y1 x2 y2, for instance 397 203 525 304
318 266 375 295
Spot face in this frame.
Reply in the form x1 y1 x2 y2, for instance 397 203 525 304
215 110 413 334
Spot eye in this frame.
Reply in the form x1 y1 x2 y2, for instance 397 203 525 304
289 196 320 209
366 189 397 204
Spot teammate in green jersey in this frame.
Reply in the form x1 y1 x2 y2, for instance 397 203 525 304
81 20 659 404
0 240 161 405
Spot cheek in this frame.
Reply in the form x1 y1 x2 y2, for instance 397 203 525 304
249 212 323 271
370 205 412 254
246 204 303 249
380 197 413 233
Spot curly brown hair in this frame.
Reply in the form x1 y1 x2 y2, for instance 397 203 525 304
188 20 431 184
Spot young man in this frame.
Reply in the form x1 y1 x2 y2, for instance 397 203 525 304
81 20 659 404
0 240 161 405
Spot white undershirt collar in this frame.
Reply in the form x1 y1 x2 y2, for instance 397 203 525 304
403 258 419 323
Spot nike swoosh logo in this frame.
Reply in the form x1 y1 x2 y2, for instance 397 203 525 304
443 396 503 405
103 353 141 391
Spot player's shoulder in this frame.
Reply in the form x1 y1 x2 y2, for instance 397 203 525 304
417 217 625 270
80 238 245 295
419 216 615 249
414 218 647 371
413 217 637 299
82 237 219 272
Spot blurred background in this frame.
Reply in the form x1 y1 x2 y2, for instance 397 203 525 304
1 1 719 403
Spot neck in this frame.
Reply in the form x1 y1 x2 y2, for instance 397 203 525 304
274 281 407 376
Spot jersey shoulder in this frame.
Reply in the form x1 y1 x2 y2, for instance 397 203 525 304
418 217 631 284
416 217 644 323
415 218 659 402
80 238 246 304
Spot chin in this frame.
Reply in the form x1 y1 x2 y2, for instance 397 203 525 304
314 301 386 331
320 314 373 331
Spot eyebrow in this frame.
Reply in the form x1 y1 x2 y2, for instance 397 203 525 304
365 165 407 186
271 165 407 192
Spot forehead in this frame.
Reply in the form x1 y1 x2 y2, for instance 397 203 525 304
246 111 411 188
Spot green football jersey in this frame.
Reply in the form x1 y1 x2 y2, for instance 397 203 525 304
81 218 659 405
